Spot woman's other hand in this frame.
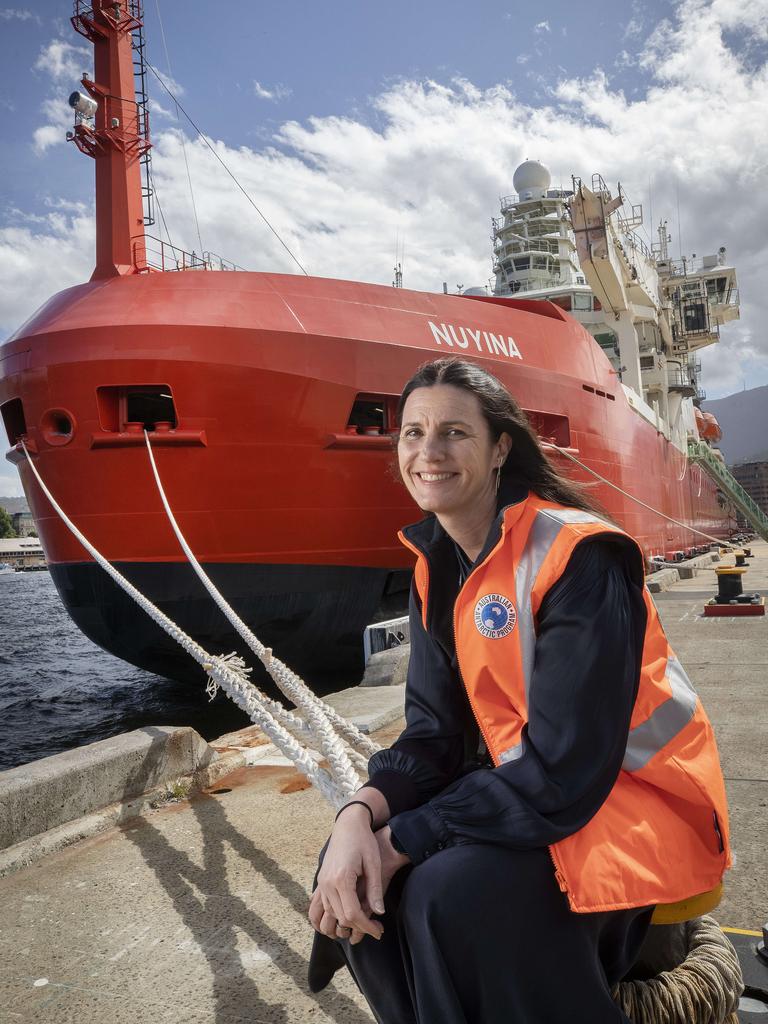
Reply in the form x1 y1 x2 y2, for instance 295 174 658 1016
309 803 385 944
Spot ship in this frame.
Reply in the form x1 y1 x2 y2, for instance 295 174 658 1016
1 0 763 689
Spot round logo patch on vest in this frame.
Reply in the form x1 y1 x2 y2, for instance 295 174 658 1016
473 593 517 639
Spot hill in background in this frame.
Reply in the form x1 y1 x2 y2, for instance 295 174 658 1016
0 496 29 515
703 385 768 465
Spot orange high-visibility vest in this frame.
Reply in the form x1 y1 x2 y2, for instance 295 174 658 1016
401 494 731 913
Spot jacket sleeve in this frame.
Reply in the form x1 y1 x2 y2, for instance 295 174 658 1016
364 584 473 817
387 539 648 864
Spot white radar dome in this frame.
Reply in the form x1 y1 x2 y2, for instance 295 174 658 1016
513 160 551 200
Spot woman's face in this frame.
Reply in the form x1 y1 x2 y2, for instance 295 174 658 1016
398 384 511 519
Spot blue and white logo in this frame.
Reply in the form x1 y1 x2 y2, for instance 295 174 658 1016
474 593 517 639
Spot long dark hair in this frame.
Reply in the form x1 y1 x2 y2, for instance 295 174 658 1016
397 357 607 518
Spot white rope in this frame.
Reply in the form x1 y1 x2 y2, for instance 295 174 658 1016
21 442 356 808
541 443 739 551
143 433 379 782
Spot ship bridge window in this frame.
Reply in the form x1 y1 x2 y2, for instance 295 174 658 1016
513 257 531 271
573 293 592 310
97 385 177 432
550 295 572 311
346 394 398 436
1 398 27 446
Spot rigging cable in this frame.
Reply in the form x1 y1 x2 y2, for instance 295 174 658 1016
153 0 204 256
541 441 738 550
144 58 310 277
147 165 181 263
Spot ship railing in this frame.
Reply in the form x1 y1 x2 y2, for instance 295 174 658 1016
667 367 697 392
659 253 729 277
139 235 244 272
492 275 566 296
688 441 768 542
500 193 521 210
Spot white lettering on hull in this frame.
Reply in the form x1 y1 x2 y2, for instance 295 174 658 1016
428 321 522 360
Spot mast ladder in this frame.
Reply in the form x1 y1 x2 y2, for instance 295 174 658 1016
128 0 154 226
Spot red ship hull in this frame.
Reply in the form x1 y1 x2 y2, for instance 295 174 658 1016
1 271 728 686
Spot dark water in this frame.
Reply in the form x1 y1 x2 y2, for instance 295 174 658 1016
0 571 252 771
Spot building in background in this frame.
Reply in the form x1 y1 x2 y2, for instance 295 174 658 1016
0 536 46 569
11 511 35 537
732 461 768 517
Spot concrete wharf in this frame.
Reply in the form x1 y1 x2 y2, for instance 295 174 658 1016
0 542 766 1022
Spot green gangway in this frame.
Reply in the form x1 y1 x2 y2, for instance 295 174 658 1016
688 441 768 542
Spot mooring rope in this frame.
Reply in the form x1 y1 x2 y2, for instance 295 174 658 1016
614 916 743 1024
541 442 739 552
20 442 367 807
143 432 378 785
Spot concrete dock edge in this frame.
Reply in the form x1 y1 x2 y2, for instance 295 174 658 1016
0 725 218 854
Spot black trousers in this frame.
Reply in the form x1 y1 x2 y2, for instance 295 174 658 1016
309 844 653 1024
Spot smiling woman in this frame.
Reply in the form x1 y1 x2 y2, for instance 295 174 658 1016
308 356 732 1024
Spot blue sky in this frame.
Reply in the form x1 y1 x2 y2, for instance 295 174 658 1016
2 0 667 217
2 0 768 495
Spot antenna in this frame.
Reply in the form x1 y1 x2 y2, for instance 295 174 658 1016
392 230 405 288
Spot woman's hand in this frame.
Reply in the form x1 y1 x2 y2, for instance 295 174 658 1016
375 825 410 897
309 804 386 944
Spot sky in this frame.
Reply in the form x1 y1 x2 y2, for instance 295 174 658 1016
1 0 767 496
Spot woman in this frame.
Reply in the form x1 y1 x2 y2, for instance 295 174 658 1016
308 357 730 1023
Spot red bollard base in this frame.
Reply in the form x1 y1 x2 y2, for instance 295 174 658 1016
703 598 765 617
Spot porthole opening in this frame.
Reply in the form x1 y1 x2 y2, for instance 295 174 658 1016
40 408 76 446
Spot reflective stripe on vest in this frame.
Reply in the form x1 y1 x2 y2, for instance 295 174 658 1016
498 507 699 773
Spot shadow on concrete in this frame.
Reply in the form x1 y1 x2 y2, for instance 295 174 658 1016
118 725 212 806
120 789 373 1024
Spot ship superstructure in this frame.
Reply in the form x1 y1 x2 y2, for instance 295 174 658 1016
491 162 742 457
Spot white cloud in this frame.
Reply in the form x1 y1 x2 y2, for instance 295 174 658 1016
33 39 90 82
3 0 768 405
0 207 94 337
32 96 71 153
31 38 92 153
534 20 551 33
516 53 530 65
253 80 292 102
151 68 185 99
0 7 41 23
623 17 643 39
149 96 174 121
0 468 24 498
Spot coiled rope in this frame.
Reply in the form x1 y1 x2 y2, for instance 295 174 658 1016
21 441 379 808
614 916 743 1024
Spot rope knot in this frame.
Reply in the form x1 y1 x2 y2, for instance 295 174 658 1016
205 651 252 700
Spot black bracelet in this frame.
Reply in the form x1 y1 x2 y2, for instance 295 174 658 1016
335 800 374 829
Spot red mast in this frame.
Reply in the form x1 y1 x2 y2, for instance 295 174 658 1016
71 0 151 279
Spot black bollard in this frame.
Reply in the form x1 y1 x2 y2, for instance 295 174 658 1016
716 568 745 603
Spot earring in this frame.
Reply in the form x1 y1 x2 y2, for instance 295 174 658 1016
495 466 502 495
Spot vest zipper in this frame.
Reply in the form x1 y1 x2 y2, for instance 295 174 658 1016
548 846 569 895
